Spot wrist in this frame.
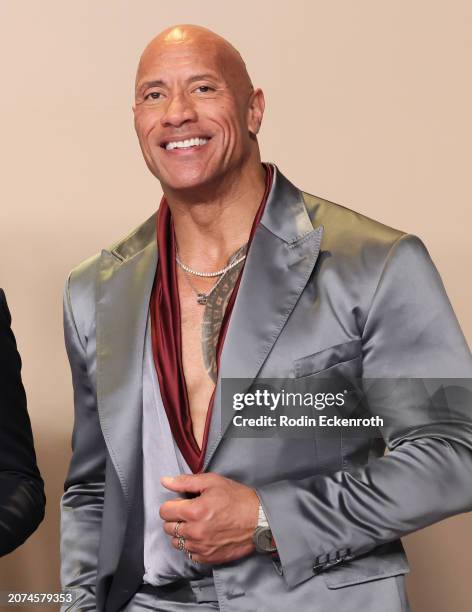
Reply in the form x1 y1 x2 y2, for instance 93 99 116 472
253 500 277 553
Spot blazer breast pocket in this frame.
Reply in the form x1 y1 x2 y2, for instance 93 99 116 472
293 339 362 379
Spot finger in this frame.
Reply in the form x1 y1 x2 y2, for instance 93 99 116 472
184 551 208 565
163 521 186 538
178 548 212 564
171 536 191 551
159 498 194 521
161 473 215 494
171 537 204 554
177 543 205 565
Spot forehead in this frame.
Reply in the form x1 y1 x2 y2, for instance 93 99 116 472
136 39 226 88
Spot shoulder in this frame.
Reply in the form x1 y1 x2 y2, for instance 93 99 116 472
67 212 156 293
0 288 7 314
0 288 10 327
300 189 433 312
65 211 157 337
301 189 428 273
301 190 407 254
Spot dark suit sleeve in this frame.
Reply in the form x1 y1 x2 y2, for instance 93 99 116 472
256 235 472 588
0 289 45 556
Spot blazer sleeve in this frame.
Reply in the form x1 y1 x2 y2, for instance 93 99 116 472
0 289 45 556
255 234 472 589
61 276 107 610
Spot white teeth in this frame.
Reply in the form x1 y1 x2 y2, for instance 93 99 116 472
165 137 209 150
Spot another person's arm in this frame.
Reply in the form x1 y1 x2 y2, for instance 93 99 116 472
0 289 45 556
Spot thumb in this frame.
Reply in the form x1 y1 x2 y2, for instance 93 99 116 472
161 473 212 494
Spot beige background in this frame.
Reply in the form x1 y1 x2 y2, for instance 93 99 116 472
0 1 471 610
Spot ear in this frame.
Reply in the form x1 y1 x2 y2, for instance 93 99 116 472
132 105 139 134
247 88 265 136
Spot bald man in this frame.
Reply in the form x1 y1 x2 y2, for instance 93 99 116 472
61 24 472 612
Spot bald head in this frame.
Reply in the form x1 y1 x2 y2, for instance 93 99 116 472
132 24 265 194
135 24 253 102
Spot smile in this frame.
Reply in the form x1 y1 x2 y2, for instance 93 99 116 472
163 137 210 151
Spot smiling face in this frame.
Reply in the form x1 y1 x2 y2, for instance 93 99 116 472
133 26 264 194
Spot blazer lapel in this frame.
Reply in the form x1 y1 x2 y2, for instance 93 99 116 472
96 214 157 505
203 166 324 469
94 169 323 481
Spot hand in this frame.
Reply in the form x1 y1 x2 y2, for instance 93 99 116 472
160 472 260 565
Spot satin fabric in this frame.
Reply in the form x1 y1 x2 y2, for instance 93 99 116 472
142 314 214 584
150 164 273 473
61 164 472 612
122 579 219 611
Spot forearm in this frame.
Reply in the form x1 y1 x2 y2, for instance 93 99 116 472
0 292 45 556
61 482 104 605
257 435 472 587
0 473 45 556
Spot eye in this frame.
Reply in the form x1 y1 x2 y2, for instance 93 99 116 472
194 85 214 93
144 91 163 101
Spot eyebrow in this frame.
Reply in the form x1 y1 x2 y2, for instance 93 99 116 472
137 73 219 94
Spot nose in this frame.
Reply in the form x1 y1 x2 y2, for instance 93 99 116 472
160 92 197 128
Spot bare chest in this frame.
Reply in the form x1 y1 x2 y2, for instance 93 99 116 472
179 281 218 449
177 261 244 449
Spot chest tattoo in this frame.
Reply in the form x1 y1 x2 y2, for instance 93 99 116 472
201 245 247 382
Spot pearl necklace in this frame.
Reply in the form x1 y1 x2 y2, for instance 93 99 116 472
176 244 248 304
175 253 246 277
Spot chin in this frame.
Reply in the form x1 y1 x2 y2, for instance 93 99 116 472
159 165 218 194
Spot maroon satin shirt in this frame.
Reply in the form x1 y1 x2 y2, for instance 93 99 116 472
150 164 273 473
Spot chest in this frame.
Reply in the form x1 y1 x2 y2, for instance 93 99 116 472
178 273 223 444
179 292 209 387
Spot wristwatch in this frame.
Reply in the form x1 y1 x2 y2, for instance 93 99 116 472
253 502 277 553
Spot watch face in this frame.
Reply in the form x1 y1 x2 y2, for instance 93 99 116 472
255 527 277 552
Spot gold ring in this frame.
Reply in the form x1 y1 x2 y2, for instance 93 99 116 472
177 536 185 551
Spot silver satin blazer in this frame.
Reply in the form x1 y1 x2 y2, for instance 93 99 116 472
60 164 472 612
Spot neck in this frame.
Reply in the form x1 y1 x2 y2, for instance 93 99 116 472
163 158 267 270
